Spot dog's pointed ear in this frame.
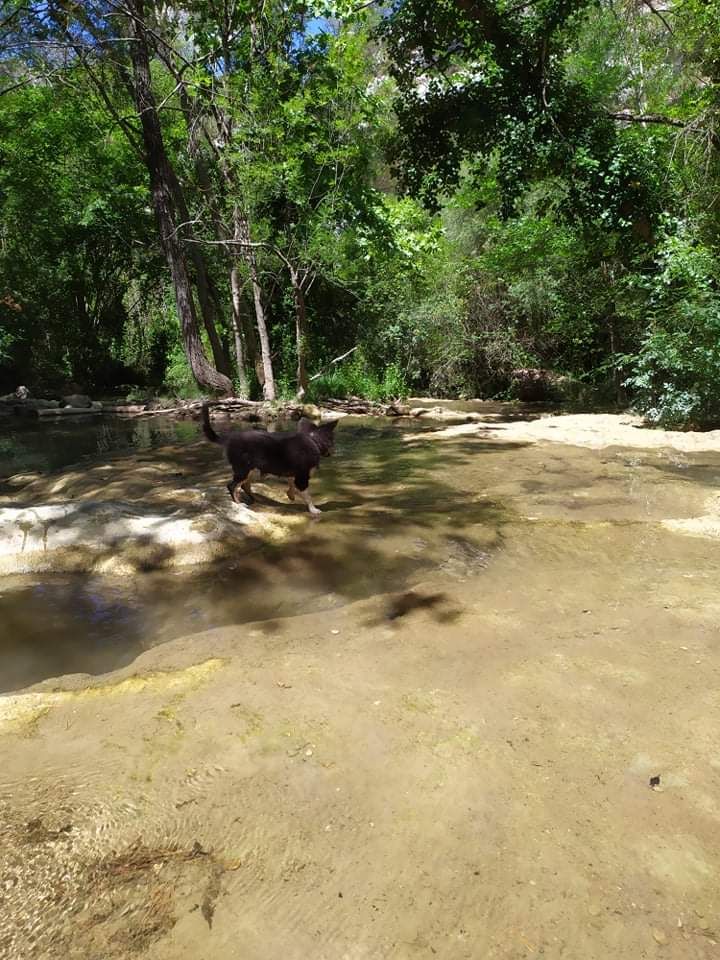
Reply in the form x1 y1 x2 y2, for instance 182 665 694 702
298 417 315 433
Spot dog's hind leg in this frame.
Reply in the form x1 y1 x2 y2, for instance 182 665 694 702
286 478 297 501
240 478 254 502
241 468 262 502
227 477 243 504
228 470 254 505
294 472 321 517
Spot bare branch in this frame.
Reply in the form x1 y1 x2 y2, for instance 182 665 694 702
607 110 686 129
309 346 359 383
638 0 674 34
183 234 292 267
80 57 145 158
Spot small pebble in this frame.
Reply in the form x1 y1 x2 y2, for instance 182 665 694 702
699 920 710 931
305 748 313 757
331 629 340 635
652 928 668 945
588 904 601 917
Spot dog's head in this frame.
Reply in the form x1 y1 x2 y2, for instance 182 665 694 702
299 417 338 456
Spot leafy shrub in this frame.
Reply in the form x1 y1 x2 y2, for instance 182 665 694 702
306 350 408 401
624 225 720 426
163 344 203 399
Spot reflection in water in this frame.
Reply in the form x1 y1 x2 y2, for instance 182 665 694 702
0 579 146 692
0 414 198 478
0 528 490 692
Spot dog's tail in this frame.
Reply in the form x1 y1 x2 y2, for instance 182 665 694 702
201 402 223 444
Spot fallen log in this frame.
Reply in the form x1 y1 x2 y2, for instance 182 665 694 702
33 406 103 418
102 403 148 415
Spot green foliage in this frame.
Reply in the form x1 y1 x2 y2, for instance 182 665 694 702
306 351 408 402
163 344 204 399
623 225 720 426
3 0 720 427
0 79 154 391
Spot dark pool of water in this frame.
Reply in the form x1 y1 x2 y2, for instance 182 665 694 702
0 414 200 479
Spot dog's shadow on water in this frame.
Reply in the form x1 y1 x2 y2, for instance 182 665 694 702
363 589 464 628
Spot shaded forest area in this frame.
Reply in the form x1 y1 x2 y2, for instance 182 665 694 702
1 0 719 425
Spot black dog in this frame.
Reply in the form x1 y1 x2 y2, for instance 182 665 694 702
201 403 337 516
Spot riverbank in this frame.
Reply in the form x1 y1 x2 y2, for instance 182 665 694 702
5 405 720 577
2 407 720 959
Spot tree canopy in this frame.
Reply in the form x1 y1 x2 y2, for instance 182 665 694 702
1 0 720 424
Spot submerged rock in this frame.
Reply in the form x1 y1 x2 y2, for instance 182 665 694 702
0 499 296 575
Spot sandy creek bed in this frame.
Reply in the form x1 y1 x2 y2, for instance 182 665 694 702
1 405 720 959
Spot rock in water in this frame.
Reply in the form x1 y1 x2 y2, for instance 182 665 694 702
62 394 93 408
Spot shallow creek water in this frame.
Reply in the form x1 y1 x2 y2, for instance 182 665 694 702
2 410 720 960
0 417 501 691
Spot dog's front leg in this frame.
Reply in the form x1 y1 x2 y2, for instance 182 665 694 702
299 488 321 516
294 473 321 517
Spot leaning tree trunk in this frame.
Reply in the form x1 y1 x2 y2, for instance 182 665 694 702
166 99 232 379
229 264 251 398
290 268 309 398
233 207 276 400
184 220 232 378
191 243 232 378
127 0 232 396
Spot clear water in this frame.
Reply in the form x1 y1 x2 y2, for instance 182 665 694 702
0 413 199 479
3 412 720 699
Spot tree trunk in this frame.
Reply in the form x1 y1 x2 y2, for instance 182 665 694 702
167 91 232 378
188 237 232 377
229 264 251 398
127 0 232 396
233 207 276 400
608 314 626 407
290 269 309 398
